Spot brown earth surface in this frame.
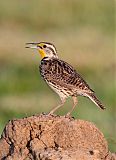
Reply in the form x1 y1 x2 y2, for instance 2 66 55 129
0 114 115 160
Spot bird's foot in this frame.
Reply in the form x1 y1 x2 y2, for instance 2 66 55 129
41 112 47 115
48 111 54 115
65 112 71 118
48 111 58 117
64 112 75 119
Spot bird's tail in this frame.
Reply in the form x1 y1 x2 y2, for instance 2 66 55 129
85 93 106 110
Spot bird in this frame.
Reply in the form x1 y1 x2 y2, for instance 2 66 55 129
26 42 105 115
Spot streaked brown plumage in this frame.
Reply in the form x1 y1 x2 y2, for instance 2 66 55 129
26 42 105 115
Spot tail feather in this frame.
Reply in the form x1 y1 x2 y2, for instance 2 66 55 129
85 93 106 110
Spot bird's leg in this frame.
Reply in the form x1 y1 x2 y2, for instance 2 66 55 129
66 96 78 116
48 98 66 115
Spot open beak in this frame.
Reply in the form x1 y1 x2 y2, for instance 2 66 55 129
25 43 39 49
26 42 46 59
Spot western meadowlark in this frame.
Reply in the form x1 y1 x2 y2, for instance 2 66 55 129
26 42 105 115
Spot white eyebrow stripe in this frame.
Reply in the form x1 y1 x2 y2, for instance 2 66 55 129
47 44 57 54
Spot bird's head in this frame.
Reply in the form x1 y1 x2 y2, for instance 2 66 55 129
26 42 58 59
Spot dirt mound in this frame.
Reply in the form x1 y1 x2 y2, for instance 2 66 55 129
0 114 115 160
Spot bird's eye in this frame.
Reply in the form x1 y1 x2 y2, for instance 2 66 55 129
43 45 46 48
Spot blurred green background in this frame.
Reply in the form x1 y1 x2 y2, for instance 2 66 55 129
0 0 115 151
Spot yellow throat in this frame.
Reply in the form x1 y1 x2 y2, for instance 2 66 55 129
38 49 46 59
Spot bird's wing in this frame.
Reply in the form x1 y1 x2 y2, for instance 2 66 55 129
41 58 94 94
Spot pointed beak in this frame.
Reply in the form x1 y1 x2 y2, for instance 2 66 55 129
25 43 39 49
26 42 46 58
